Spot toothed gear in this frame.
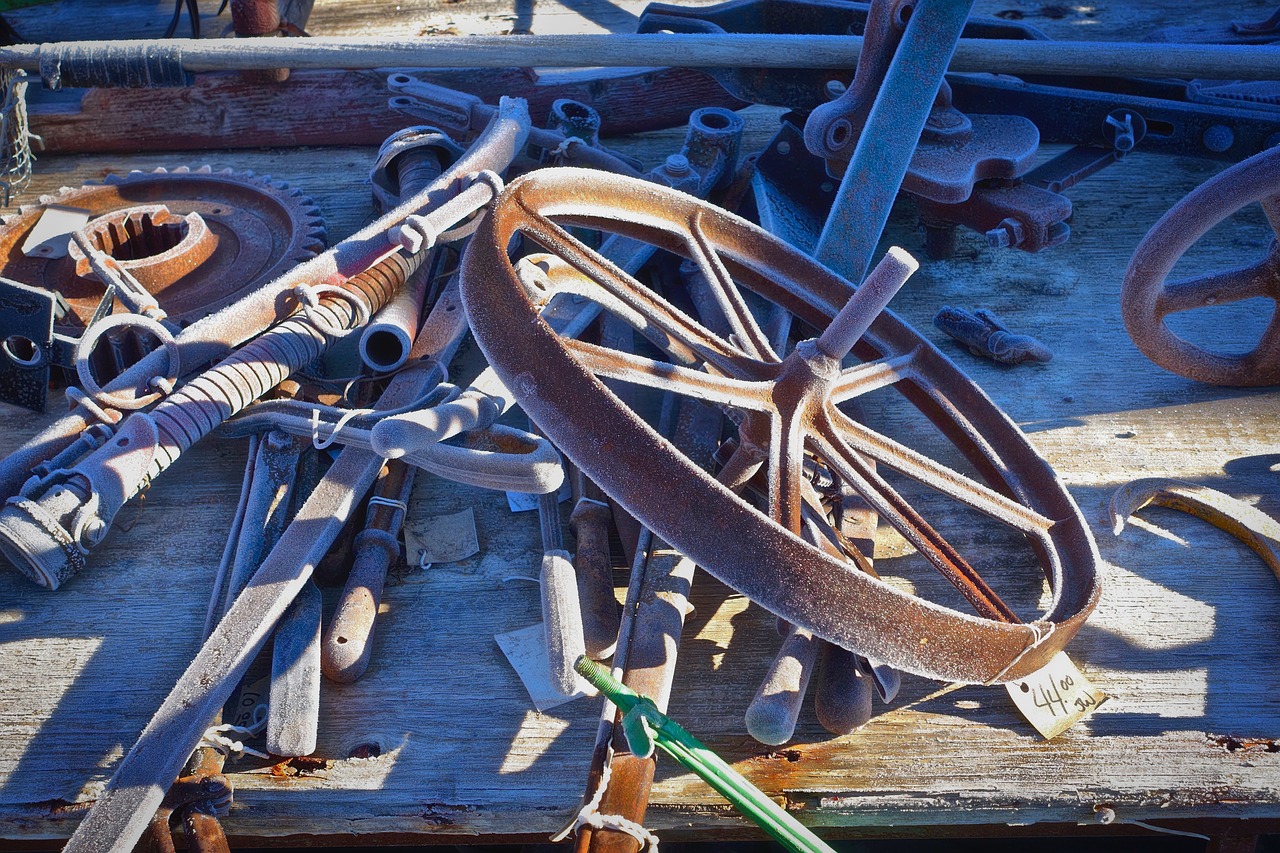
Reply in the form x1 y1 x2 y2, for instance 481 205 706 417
0 165 326 327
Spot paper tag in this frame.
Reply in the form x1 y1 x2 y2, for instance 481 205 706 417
1005 652 1107 739
505 479 571 513
495 622 597 711
230 674 271 729
402 507 479 566
21 205 91 259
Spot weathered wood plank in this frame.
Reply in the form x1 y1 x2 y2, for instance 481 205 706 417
27 67 742 153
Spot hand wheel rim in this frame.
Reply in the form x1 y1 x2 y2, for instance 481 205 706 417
1121 145 1280 387
461 167 1099 684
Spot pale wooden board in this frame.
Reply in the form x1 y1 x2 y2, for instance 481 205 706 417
1 0 1280 845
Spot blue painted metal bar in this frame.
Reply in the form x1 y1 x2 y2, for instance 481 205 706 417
814 0 976 282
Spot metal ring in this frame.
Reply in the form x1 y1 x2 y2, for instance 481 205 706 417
294 283 374 335
74 313 181 411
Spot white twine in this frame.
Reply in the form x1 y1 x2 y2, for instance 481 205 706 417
550 761 660 852
198 704 269 761
367 495 409 513
311 405 364 450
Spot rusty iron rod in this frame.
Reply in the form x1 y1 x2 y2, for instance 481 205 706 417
10 36 1280 80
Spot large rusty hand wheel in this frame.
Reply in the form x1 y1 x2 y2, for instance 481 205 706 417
461 168 1099 684
1122 145 1280 386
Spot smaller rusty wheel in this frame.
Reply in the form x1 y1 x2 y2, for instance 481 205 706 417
1122 145 1280 386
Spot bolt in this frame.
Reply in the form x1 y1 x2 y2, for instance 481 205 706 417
80 518 106 548
985 218 1025 250
1105 112 1136 153
1202 124 1234 154
266 429 294 452
664 154 691 175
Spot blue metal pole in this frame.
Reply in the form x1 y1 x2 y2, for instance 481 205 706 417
814 0 976 282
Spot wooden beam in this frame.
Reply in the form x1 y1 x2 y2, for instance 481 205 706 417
27 67 744 154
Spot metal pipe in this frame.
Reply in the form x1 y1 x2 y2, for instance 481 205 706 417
8 36 1280 80
814 0 975 283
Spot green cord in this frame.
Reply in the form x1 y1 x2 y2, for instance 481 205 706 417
575 657 837 853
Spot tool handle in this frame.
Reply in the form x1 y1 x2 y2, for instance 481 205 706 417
541 549 587 695
814 642 873 735
744 625 819 745
267 580 323 757
570 498 621 659
322 529 398 684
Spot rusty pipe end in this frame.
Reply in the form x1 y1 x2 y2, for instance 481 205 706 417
0 497 85 589
358 326 412 373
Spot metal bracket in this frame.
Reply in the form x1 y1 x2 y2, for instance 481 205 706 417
0 275 114 412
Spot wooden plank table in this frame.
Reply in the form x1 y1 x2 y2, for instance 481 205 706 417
1 0 1279 848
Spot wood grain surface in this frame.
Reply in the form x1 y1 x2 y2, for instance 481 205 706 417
0 0 1278 846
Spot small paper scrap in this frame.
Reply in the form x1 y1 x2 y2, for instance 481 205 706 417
506 479 571 513
1005 652 1107 739
402 507 479 566
495 622 597 712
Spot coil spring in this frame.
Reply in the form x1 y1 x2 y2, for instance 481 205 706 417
147 252 414 477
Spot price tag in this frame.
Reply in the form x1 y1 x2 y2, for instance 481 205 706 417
402 507 479 567
1005 652 1107 739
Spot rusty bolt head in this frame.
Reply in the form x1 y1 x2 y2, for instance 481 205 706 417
985 217 1025 249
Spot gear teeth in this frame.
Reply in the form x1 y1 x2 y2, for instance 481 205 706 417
1 166 329 313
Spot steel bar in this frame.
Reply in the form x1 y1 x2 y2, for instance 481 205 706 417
267 580 323 756
575 394 708 853
8 36 1280 80
813 0 975 283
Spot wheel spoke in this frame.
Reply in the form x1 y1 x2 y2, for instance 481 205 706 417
684 209 780 363
825 406 1054 536
770 404 809 534
811 420 1019 623
562 338 775 412
513 204 770 380
830 350 921 403
1157 260 1276 317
